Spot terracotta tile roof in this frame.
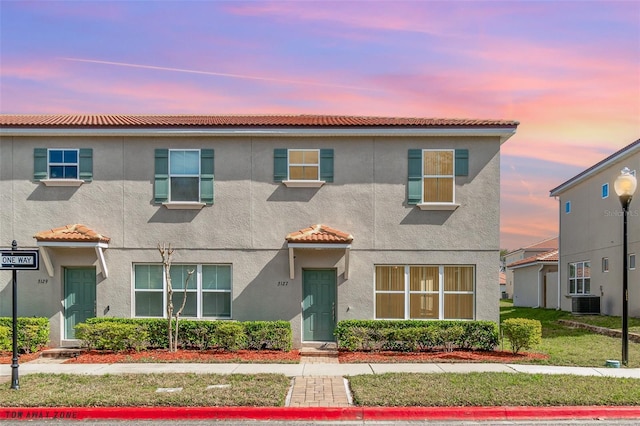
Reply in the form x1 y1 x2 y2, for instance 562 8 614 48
507 249 558 268
34 224 110 244
286 224 353 244
0 114 519 128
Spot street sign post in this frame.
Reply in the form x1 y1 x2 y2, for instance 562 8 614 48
1 242 39 390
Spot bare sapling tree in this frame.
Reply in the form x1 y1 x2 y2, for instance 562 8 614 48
158 243 194 352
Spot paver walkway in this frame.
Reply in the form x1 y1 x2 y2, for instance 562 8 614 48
288 375 350 407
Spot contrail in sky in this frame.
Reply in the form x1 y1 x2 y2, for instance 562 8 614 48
60 57 382 92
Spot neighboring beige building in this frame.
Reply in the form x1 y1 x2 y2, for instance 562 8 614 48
0 114 518 348
550 139 640 316
503 237 558 299
506 249 558 308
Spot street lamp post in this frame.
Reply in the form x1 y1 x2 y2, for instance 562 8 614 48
614 167 637 366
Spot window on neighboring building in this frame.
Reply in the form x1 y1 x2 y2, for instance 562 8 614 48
273 148 334 184
630 254 636 270
134 264 231 318
569 261 591 294
565 201 571 214
602 257 609 273
33 148 93 182
154 149 214 205
602 183 609 199
375 265 475 320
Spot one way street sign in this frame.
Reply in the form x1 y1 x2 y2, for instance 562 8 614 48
0 251 39 270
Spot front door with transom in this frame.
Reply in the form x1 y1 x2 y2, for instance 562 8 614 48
64 267 96 339
302 269 336 342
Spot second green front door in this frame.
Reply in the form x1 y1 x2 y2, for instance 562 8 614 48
302 269 336 342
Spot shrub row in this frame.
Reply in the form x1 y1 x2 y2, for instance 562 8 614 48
335 320 499 352
80 318 292 352
0 317 50 353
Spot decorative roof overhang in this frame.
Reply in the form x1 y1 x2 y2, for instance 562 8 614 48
285 224 353 279
33 224 110 277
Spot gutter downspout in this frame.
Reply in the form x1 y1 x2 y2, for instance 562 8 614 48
536 264 544 308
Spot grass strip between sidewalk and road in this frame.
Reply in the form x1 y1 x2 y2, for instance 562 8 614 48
0 373 290 407
348 372 640 407
1 372 639 408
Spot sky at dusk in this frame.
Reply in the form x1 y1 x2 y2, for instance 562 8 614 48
1 1 639 250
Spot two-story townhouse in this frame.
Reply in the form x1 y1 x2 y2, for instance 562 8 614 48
0 114 518 348
550 139 640 316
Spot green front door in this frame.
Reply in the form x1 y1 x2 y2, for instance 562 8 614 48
64 267 96 339
302 269 336 342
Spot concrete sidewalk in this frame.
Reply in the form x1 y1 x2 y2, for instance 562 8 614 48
3 360 640 378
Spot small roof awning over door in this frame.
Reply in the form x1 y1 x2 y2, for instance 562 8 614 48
33 224 110 278
285 224 353 280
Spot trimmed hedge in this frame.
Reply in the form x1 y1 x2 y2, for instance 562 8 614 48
0 317 50 353
75 322 148 352
82 318 292 352
334 320 499 352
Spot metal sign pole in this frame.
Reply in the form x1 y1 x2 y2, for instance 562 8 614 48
10 240 19 390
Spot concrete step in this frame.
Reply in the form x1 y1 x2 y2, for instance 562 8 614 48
40 347 86 359
300 343 339 363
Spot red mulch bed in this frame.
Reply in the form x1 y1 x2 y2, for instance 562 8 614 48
64 349 301 364
2 349 547 365
338 349 548 363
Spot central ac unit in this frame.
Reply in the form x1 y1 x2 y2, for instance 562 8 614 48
571 296 600 315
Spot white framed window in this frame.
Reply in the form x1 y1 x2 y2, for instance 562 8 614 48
602 183 609 199
133 263 231 318
169 149 200 202
374 265 475 320
565 201 571 214
602 257 609 273
569 261 591 295
48 149 79 179
630 254 636 270
422 149 455 204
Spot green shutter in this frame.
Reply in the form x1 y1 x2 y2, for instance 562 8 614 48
200 149 214 205
320 149 334 182
154 149 169 203
455 149 469 176
34 148 48 180
407 149 422 205
274 148 288 182
79 148 93 181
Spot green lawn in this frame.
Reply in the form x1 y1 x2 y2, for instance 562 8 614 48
500 300 640 367
349 372 640 407
0 373 290 407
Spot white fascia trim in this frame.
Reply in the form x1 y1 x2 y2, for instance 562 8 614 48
0 127 517 141
507 260 557 270
36 241 109 248
550 144 640 196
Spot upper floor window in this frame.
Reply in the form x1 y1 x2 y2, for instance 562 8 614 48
602 257 609 273
33 148 93 185
407 148 468 210
273 148 333 187
565 201 571 214
602 183 609 199
630 254 636 270
154 148 214 208
569 261 590 295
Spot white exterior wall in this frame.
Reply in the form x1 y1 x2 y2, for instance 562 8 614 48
0 132 504 347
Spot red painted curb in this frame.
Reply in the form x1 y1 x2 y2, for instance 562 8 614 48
1 406 640 421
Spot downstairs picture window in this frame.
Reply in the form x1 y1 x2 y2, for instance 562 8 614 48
134 264 231 318
375 265 475 320
568 261 590 294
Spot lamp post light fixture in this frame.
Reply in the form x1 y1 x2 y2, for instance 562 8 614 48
614 167 637 366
